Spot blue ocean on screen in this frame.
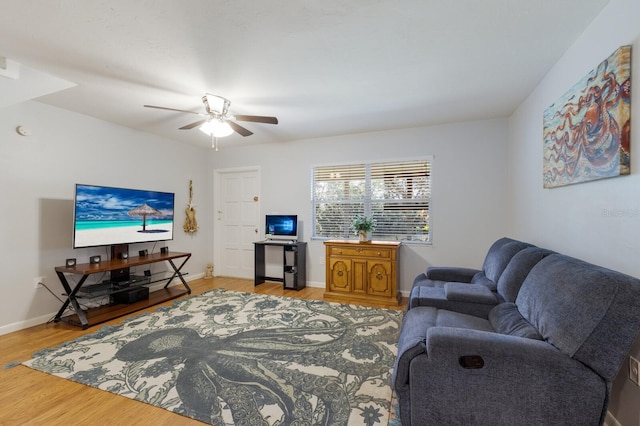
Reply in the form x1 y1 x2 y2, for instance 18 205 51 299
75 219 173 230
73 184 175 248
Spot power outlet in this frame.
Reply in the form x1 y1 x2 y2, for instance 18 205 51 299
34 276 45 289
630 356 640 386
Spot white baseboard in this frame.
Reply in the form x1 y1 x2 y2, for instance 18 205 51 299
604 411 622 426
0 313 57 336
0 273 204 337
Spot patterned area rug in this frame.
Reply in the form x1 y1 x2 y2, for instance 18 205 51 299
24 289 403 425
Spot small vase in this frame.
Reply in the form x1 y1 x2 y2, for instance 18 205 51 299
358 230 369 243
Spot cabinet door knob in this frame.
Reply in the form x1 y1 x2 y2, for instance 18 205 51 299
337 270 344 277
376 272 383 280
377 252 381 256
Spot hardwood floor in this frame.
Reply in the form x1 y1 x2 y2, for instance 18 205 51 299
0 277 407 425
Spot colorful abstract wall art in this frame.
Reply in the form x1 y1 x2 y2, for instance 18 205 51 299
543 45 631 188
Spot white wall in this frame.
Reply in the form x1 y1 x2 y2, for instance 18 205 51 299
0 101 211 334
507 0 640 423
211 118 510 293
0 101 510 332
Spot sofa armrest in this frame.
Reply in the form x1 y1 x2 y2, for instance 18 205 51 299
444 282 498 304
425 327 565 365
394 325 554 392
400 327 607 425
425 267 480 282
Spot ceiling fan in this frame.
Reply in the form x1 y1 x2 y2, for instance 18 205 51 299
144 94 278 138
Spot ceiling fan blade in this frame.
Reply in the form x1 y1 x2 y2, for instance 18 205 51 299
233 115 279 125
179 119 207 130
227 120 254 137
144 105 204 115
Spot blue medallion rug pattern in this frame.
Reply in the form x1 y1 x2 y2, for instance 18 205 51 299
24 289 403 425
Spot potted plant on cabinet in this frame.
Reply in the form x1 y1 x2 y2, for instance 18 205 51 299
352 215 376 243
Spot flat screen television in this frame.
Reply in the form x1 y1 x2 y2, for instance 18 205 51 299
265 214 298 240
73 183 175 249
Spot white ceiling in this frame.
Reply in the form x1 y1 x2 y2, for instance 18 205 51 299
0 0 609 149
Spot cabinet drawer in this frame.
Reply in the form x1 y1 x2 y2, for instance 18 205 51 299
329 246 391 259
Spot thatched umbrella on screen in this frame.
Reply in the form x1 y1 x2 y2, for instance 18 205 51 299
128 203 161 232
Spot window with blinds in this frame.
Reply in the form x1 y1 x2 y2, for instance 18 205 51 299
312 159 431 243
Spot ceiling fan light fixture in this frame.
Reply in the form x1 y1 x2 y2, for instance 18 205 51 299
199 119 233 137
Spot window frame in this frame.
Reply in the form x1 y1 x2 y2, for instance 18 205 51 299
311 157 432 244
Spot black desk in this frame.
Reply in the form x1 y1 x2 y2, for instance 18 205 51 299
254 241 306 290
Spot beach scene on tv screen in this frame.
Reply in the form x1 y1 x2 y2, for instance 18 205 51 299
74 185 174 248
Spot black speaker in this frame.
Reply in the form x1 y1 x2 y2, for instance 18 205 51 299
65 258 76 267
113 287 149 304
139 249 148 257
119 252 129 259
90 255 101 264
160 247 169 254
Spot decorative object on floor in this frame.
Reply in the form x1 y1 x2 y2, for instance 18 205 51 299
183 180 199 235
353 215 376 243
204 262 213 279
543 45 631 188
24 289 402 426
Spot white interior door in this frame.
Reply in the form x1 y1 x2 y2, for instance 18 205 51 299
214 167 260 278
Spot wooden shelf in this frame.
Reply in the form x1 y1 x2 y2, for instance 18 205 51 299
55 251 191 275
54 251 191 329
61 287 189 327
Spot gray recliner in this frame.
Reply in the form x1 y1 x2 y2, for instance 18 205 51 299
393 253 640 425
409 237 541 315
411 237 533 290
409 246 552 317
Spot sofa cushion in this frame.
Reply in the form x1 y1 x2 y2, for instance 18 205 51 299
444 282 498 304
482 238 533 284
409 285 498 317
517 254 640 380
488 303 542 340
470 272 497 291
496 247 553 303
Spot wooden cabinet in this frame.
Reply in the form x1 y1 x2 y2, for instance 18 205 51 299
324 240 400 306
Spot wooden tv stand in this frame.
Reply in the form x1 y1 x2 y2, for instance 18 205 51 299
54 251 191 329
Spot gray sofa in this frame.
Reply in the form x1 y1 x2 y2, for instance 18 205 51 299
410 242 553 317
393 245 640 425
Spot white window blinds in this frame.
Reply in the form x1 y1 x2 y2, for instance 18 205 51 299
312 159 431 243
